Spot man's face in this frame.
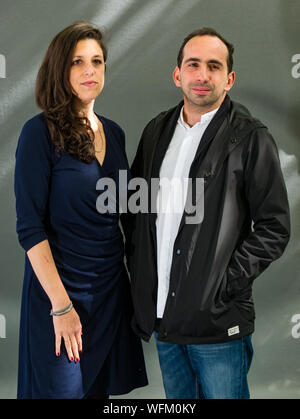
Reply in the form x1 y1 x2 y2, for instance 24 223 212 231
173 35 235 112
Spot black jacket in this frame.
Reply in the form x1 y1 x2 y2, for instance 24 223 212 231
125 95 290 344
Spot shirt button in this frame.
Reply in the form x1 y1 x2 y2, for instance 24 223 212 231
231 138 237 143
171 292 175 297
163 332 168 337
176 249 181 255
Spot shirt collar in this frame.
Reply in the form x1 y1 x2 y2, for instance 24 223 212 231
178 106 219 129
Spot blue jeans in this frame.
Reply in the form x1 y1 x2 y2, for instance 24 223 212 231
154 332 253 399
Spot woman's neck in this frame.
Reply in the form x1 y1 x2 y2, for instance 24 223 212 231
74 98 97 128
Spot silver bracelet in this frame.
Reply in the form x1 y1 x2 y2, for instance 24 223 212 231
50 301 73 316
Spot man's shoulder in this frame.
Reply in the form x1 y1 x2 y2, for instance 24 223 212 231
153 104 179 121
229 99 267 138
143 101 183 132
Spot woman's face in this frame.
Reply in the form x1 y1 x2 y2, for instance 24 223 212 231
69 38 105 105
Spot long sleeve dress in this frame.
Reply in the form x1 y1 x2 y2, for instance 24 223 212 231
14 113 148 399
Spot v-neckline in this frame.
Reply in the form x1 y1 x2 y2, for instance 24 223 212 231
94 114 107 168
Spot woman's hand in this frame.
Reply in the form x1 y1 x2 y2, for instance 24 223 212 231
26 241 83 362
53 308 82 362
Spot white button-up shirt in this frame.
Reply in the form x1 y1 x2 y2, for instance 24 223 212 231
156 106 219 318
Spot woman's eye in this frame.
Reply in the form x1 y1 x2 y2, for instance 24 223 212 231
71 58 103 66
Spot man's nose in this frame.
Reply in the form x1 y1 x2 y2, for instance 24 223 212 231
196 66 209 83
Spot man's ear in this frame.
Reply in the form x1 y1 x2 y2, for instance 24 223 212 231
173 66 181 87
224 71 235 92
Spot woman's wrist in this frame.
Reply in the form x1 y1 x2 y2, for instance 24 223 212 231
51 295 72 312
50 301 73 316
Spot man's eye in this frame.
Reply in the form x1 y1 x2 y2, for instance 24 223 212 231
210 65 220 70
94 59 102 64
189 63 198 67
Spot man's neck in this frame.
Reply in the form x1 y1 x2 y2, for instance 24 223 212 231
182 95 226 127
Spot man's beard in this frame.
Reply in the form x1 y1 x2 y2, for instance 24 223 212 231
185 85 223 109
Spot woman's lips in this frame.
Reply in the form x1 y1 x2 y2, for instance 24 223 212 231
81 81 97 87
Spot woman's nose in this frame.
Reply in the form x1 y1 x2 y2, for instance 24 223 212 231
83 64 95 76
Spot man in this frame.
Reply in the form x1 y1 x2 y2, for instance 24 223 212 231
126 28 290 399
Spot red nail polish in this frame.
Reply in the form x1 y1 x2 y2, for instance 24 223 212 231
76 357 80 363
70 357 74 361
56 352 60 357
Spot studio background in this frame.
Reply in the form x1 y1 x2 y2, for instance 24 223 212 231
0 0 299 399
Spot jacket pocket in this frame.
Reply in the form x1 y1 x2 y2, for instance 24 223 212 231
225 272 237 299
224 270 252 302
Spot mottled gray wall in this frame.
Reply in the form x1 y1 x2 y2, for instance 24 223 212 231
0 0 299 399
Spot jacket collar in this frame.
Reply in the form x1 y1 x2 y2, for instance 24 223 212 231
149 94 232 181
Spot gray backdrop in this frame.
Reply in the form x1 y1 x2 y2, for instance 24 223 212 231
0 0 299 399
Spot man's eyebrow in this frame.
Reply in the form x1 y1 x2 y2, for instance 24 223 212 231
184 57 201 64
207 59 223 66
183 57 223 66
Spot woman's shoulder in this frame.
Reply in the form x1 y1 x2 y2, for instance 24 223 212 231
18 112 53 154
21 112 48 134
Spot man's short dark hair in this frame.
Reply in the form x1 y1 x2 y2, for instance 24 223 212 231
177 28 234 73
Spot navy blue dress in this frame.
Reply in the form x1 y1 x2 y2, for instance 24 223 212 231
14 113 148 399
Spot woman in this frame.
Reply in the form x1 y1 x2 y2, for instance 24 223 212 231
14 21 148 399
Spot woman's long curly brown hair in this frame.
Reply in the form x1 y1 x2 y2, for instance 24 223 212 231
35 21 107 163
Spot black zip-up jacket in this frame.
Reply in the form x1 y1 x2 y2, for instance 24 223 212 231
124 95 290 344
